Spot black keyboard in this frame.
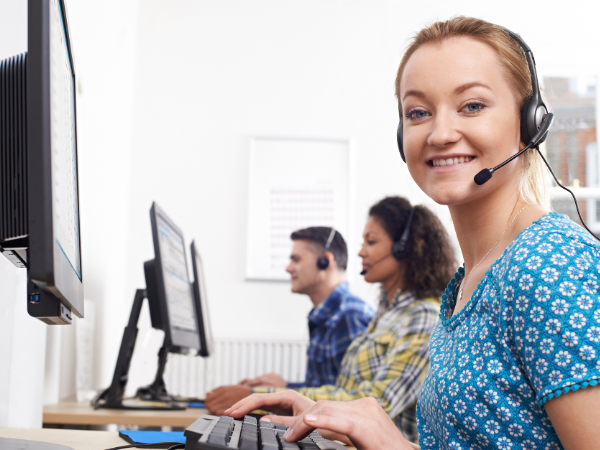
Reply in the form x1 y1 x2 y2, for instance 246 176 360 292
183 414 347 450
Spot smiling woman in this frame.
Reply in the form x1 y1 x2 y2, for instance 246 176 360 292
223 17 600 450
396 19 549 207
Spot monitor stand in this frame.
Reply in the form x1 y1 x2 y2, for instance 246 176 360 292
92 289 184 410
135 343 179 403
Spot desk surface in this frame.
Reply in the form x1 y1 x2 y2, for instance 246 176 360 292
0 427 356 450
0 427 124 450
43 401 208 427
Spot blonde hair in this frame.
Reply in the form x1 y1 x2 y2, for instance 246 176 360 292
395 17 549 209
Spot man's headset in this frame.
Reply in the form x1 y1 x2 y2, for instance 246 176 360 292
396 26 599 242
360 208 415 275
317 228 337 270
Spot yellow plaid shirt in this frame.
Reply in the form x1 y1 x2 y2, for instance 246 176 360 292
255 290 439 443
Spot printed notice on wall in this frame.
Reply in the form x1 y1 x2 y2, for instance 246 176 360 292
246 138 349 280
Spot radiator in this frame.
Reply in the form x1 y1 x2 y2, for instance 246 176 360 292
164 338 309 399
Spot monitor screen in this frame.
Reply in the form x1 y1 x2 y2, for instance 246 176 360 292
157 215 197 334
23 0 84 323
150 203 199 350
50 0 81 281
191 241 213 357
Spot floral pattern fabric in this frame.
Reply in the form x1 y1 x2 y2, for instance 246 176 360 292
417 212 600 449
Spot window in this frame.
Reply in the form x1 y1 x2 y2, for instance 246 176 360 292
544 76 599 233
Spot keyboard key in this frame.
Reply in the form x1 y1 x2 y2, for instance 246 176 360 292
261 443 279 450
239 436 259 450
314 441 347 450
207 432 228 446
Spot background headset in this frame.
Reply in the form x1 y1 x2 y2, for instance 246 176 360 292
395 26 599 242
391 207 415 260
360 208 415 275
317 227 337 270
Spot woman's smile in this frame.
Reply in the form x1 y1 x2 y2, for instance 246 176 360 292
428 154 476 172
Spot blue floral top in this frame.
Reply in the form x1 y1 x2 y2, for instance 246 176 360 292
417 212 600 449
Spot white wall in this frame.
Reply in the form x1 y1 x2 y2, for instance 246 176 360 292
62 0 141 395
1 0 600 422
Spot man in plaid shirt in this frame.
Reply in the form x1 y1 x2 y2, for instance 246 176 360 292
206 227 373 412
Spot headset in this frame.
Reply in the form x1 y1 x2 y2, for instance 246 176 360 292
360 208 415 275
317 228 337 270
396 26 599 242
391 207 416 260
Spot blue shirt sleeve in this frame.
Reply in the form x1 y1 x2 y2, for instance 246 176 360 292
508 231 600 407
286 381 306 389
330 309 372 369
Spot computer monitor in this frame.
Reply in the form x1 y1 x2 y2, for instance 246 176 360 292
191 240 213 357
95 202 201 409
0 0 83 325
148 202 200 350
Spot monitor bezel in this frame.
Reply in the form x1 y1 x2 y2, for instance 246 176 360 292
149 202 200 351
27 0 84 318
190 240 213 357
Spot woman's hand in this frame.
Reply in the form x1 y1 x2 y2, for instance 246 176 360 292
225 389 315 418
226 391 417 450
280 397 416 450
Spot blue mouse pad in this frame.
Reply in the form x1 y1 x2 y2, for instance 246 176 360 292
119 430 185 447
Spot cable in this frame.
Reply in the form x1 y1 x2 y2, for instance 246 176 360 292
536 147 600 242
166 445 185 450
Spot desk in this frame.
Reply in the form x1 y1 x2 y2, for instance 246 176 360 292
43 401 208 428
0 427 124 450
0 427 356 450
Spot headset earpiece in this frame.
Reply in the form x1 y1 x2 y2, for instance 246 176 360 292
520 96 534 145
397 122 405 162
391 208 415 260
317 255 330 270
317 228 336 270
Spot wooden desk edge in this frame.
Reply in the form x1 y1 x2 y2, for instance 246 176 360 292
0 427 124 450
43 402 207 427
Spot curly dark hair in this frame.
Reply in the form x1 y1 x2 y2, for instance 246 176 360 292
369 196 457 298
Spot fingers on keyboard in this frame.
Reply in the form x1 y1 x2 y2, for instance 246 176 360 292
198 415 345 450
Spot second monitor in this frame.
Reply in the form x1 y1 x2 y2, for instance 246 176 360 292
146 202 200 351
94 202 210 409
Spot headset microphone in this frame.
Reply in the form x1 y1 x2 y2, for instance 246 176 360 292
360 253 392 275
474 113 554 185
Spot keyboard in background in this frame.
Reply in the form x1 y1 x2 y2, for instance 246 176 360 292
184 414 347 450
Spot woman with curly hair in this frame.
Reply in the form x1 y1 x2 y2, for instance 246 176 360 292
225 17 600 449
227 196 456 443
298 196 456 442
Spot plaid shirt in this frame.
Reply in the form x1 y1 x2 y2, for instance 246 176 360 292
287 282 373 388
296 290 439 443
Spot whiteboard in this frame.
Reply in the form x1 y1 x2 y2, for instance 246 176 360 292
246 138 350 280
